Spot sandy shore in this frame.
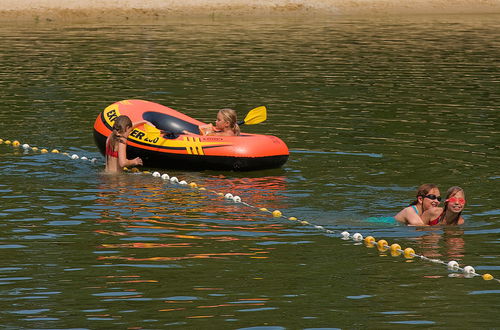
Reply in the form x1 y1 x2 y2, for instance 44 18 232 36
1 0 500 21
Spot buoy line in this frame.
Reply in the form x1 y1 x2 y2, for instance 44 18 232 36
2 138 498 284
0 138 99 164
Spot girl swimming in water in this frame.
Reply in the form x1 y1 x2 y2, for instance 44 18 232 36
105 115 151 173
394 183 441 226
421 186 466 225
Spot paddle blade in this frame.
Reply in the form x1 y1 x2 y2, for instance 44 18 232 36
143 123 161 135
241 106 267 125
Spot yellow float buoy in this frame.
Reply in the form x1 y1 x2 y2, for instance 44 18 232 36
364 236 375 247
41 149 48 153
272 210 282 217
377 239 389 252
259 208 268 212
403 248 415 259
12 140 20 147
390 243 402 256
51 149 59 153
482 274 493 281
288 217 297 221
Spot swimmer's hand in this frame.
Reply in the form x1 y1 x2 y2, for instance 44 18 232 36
132 157 143 166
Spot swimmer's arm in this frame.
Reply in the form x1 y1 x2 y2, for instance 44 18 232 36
405 213 425 226
117 139 142 168
395 207 425 226
394 209 405 223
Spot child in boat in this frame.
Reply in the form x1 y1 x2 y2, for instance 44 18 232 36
199 108 240 136
105 115 151 173
421 186 466 225
394 183 441 226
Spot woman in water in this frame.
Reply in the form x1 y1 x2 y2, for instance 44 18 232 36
421 186 466 225
394 183 441 226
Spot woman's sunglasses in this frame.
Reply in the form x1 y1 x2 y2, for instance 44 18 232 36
424 194 442 201
446 197 466 205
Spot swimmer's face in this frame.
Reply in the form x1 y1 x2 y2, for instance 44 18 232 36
447 190 466 213
215 112 229 131
421 187 441 210
123 125 133 137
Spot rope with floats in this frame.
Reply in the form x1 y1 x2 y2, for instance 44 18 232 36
0 139 99 164
1 138 498 284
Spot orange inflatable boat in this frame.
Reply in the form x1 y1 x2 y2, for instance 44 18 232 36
93 100 289 171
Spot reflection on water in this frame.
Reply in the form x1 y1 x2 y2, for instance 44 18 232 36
94 173 291 263
415 228 466 260
0 14 499 328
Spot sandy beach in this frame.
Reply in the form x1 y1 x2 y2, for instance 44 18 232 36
2 0 500 21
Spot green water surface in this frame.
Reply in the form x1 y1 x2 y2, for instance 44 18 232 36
0 14 499 329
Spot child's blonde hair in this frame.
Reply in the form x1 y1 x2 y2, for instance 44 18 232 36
219 108 240 136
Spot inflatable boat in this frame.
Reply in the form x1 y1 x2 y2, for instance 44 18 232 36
93 100 289 171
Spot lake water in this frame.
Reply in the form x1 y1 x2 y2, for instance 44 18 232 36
1 14 499 328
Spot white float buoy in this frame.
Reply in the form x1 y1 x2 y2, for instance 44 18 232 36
352 233 363 241
463 266 475 274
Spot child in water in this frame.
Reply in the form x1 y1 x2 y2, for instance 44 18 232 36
105 115 151 173
421 186 466 225
198 108 240 136
394 183 441 226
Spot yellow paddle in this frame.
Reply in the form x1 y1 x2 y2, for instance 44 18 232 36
143 123 161 134
238 106 267 125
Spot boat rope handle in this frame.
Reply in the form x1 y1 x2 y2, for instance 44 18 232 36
1 138 498 284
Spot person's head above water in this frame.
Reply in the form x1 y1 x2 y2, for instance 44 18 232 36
112 115 133 136
410 183 441 212
215 108 240 136
442 186 466 223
